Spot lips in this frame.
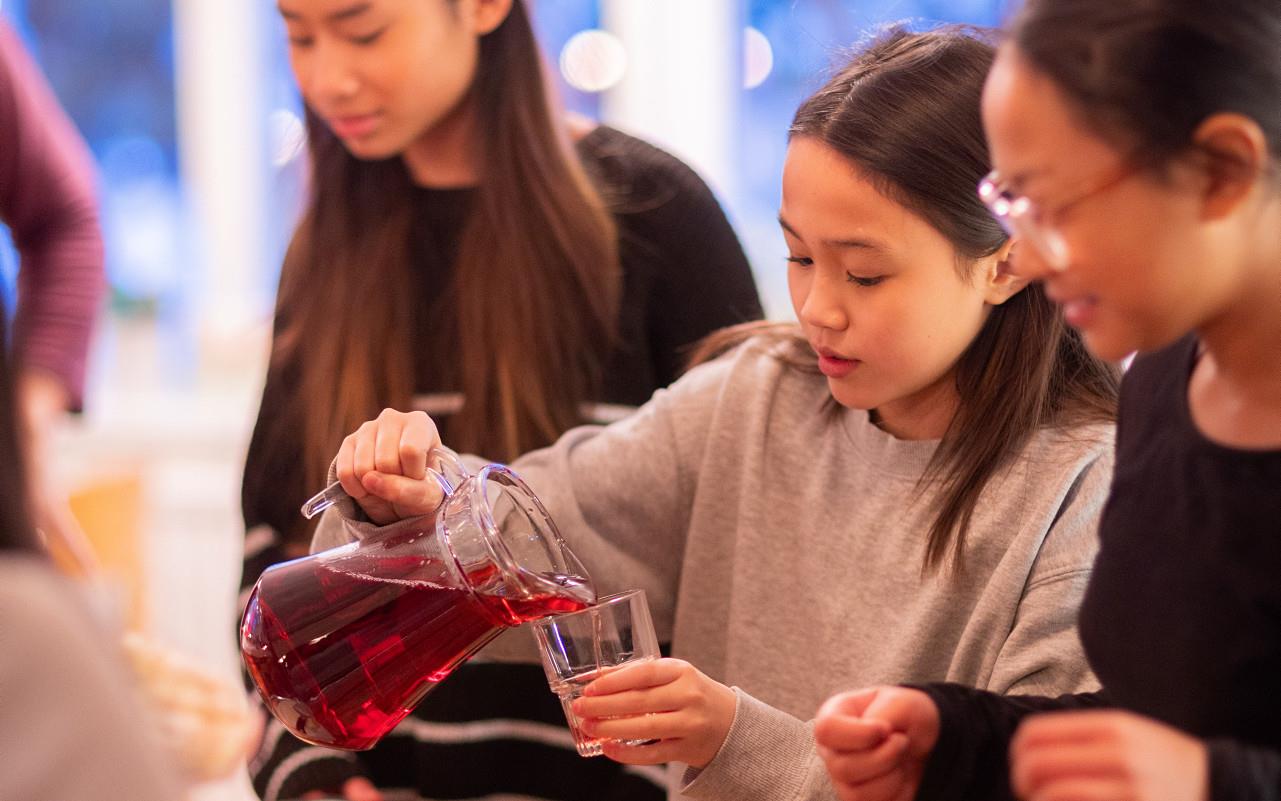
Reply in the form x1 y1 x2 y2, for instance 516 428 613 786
327 113 380 140
1044 283 1101 329
814 346 860 379
1061 296 1100 328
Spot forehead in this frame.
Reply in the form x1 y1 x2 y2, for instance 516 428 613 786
781 137 956 257
782 140 905 230
981 44 1119 185
278 0 386 21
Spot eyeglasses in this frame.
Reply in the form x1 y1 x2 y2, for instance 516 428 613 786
977 161 1138 271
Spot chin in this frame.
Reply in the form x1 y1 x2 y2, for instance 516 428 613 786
1084 320 1172 363
1080 333 1127 363
340 136 403 162
826 379 879 411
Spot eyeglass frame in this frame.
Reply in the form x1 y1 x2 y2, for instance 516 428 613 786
977 160 1140 271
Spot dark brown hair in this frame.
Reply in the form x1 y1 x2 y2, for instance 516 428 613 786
1009 0 1281 172
268 0 619 542
703 27 1119 573
0 301 35 553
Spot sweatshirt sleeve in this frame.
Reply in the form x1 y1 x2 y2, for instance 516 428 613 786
986 450 1112 696
0 23 104 409
312 349 745 647
681 688 837 801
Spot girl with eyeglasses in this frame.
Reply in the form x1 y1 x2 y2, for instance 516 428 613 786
814 3 1281 801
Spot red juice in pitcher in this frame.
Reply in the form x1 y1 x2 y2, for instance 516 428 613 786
241 537 591 751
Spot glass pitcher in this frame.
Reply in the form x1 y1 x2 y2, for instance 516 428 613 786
240 447 595 751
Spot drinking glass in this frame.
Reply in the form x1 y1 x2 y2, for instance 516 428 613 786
529 589 661 757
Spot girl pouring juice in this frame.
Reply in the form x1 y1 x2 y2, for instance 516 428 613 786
312 26 1119 801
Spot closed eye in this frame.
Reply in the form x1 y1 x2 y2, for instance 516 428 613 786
846 274 884 287
351 27 387 45
786 256 813 268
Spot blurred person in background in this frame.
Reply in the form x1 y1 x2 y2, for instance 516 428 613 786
0 19 106 576
239 0 762 799
0 297 183 801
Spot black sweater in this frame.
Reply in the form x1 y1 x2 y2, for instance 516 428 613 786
242 125 762 801
918 335 1281 801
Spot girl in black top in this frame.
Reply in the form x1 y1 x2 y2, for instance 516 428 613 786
811 2 1281 801
241 1 760 799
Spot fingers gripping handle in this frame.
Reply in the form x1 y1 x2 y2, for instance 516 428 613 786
299 446 469 520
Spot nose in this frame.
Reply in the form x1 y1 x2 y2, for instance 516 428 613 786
798 268 849 333
297 41 360 107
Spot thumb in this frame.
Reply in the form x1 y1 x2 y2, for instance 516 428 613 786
862 688 940 755
815 688 891 752
818 687 882 720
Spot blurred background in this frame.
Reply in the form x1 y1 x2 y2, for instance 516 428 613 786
1 1 1004 798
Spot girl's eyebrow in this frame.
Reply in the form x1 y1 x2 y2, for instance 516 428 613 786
278 1 372 22
778 213 885 252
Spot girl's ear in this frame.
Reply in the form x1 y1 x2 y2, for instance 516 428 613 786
469 0 515 36
1191 112 1270 223
981 238 1031 306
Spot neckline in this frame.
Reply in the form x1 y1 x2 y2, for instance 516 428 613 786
411 182 476 197
840 408 939 479
1175 337 1281 457
409 125 615 194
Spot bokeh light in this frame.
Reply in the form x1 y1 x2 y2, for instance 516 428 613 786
268 109 306 168
743 26 773 89
559 29 627 93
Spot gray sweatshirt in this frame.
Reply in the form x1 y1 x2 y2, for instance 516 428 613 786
314 338 1114 801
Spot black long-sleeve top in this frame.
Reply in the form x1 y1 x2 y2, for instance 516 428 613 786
917 335 1281 801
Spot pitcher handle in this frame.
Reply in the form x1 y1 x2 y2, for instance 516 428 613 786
299 445 469 520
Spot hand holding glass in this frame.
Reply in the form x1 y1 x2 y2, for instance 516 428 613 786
529 590 660 757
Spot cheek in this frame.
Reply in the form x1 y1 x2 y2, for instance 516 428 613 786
786 270 806 316
408 38 477 104
373 23 473 115
288 50 313 100
877 284 986 361
1066 191 1194 296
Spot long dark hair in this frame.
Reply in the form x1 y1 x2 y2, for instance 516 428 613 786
711 27 1119 573
269 0 620 542
1009 0 1281 171
0 302 35 553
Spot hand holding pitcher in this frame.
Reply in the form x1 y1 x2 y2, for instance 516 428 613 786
333 409 452 524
